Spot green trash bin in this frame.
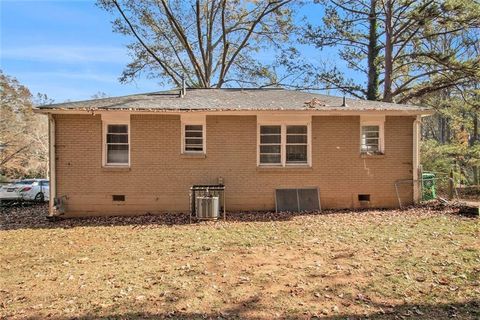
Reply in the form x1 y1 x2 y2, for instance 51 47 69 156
422 172 436 201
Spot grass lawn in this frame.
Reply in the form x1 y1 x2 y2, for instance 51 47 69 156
1 205 479 319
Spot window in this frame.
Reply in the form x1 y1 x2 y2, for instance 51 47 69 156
258 123 310 166
106 124 129 165
361 125 380 153
360 116 385 155
286 125 308 164
260 126 281 164
183 124 205 153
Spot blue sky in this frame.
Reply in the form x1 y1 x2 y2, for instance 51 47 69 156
1 0 164 102
1 1 338 103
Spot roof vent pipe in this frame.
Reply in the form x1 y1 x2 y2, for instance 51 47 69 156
341 96 348 107
180 76 186 98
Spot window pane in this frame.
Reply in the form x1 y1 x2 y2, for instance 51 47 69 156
185 131 203 138
260 145 281 154
286 134 307 144
185 138 203 145
286 145 307 163
107 134 128 143
185 125 203 131
365 131 379 138
260 134 281 144
108 125 128 134
260 126 281 134
107 144 128 164
362 126 379 132
260 154 281 164
287 125 307 134
184 125 204 152
186 146 203 151
362 145 379 152
361 125 380 153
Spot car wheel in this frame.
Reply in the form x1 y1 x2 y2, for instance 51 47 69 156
35 192 45 202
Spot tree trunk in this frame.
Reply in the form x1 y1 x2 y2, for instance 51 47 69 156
383 0 394 102
471 112 478 146
367 0 379 101
439 116 445 144
446 118 451 143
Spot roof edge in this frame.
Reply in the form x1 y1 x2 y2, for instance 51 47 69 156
34 108 434 116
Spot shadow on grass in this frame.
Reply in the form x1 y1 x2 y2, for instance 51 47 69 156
0 202 458 231
23 299 480 319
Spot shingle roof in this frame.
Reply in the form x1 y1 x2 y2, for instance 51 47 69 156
36 88 430 113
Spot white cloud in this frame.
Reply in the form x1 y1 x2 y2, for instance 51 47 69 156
1 45 129 64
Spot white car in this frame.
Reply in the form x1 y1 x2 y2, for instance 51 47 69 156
0 179 49 203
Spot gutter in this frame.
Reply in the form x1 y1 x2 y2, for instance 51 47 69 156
48 114 57 217
33 108 435 116
412 115 422 203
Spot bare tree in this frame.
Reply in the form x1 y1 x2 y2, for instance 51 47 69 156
0 71 49 179
97 0 294 88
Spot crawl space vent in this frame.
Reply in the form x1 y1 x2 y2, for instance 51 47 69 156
275 188 320 213
112 195 125 202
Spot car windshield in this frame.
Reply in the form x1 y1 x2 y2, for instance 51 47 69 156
15 180 35 185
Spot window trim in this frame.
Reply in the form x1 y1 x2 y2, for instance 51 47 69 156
360 115 385 155
257 117 312 167
181 114 206 155
102 114 131 167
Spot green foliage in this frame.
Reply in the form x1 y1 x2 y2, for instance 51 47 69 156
421 139 480 187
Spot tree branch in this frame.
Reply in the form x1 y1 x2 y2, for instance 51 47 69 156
112 0 181 86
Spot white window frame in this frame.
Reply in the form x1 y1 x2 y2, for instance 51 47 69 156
102 113 131 167
259 125 282 165
181 114 206 154
360 115 385 154
257 116 312 167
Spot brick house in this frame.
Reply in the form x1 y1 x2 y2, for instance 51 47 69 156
35 88 432 217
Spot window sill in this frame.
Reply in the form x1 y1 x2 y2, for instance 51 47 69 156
257 165 312 172
180 153 206 159
102 166 131 172
360 153 385 159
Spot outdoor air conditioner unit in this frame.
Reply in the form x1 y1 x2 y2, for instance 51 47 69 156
196 196 219 220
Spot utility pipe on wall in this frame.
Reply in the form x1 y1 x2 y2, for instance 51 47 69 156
48 114 56 216
413 115 421 203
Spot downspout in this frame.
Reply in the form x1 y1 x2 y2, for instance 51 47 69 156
48 114 57 217
412 115 421 204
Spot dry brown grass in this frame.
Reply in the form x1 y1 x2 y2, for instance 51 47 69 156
1 204 479 319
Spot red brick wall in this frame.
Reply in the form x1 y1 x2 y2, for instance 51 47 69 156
54 114 414 216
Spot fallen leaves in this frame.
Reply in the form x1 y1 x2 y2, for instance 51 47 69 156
1 203 479 319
